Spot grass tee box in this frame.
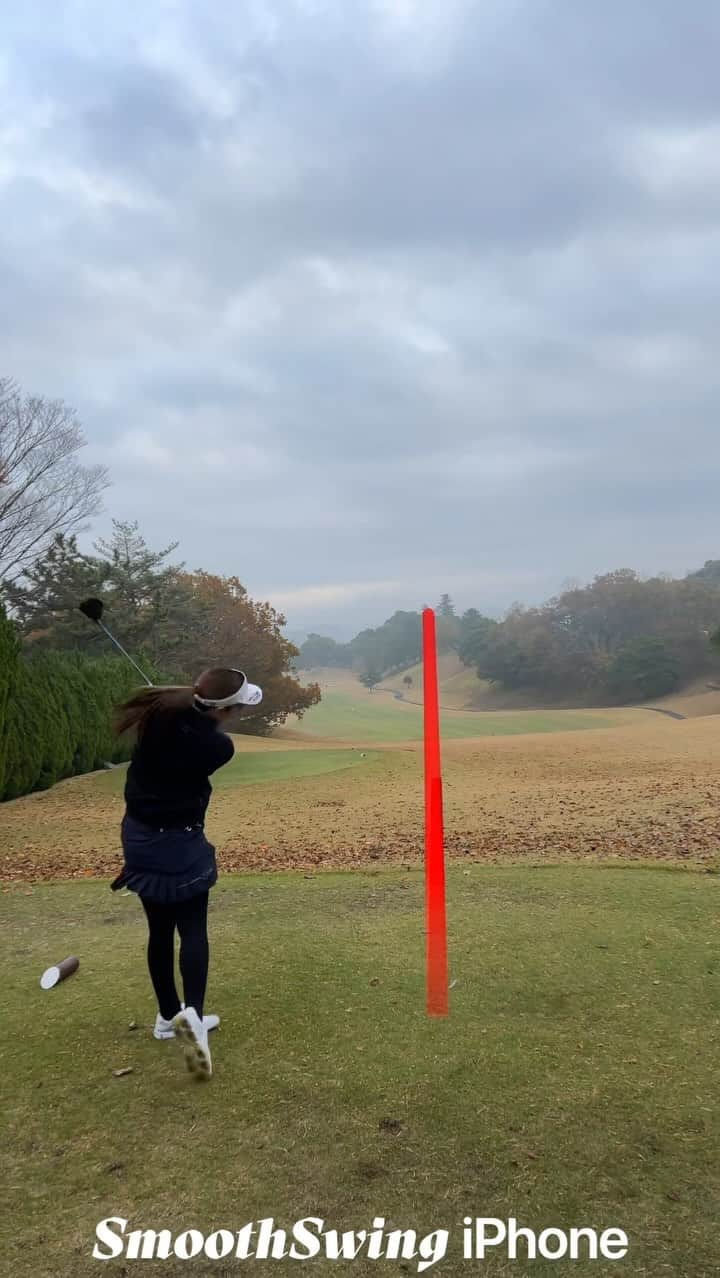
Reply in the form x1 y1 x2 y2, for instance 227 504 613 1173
4 865 720 1277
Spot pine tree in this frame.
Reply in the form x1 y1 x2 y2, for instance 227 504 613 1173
436 594 455 618
2 533 108 650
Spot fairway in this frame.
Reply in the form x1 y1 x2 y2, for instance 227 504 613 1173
285 688 622 742
5 865 720 1277
93 748 380 797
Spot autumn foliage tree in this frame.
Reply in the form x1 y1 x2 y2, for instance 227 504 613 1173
461 569 720 703
174 570 320 733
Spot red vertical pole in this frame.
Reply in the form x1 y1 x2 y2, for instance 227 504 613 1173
423 608 449 1017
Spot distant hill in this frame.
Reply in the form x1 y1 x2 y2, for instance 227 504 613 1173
296 657 500 709
283 629 310 648
296 659 720 717
284 623 355 646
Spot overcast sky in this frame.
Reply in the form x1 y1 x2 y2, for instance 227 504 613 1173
3 1 719 639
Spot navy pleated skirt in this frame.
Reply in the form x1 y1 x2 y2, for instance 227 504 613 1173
112 814 218 905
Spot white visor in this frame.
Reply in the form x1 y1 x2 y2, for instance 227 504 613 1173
193 669 263 709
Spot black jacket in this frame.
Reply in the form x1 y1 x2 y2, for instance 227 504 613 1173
123 707 234 828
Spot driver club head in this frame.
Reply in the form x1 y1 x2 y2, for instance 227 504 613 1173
78 597 104 623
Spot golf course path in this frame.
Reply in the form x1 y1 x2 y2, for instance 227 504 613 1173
643 707 687 720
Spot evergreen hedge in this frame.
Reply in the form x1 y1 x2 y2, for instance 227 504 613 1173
0 605 149 801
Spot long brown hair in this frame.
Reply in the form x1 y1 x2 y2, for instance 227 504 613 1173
113 668 245 739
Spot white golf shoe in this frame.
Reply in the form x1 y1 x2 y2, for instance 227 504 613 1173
172 1006 212 1079
153 1008 220 1041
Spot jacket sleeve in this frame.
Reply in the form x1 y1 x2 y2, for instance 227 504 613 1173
181 723 235 775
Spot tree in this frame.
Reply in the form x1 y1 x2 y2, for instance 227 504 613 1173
403 674 413 689
433 595 461 654
92 520 196 671
0 377 109 586
687 560 720 587
348 611 422 676
172 570 321 732
462 568 720 702
298 633 350 669
359 668 382 690
6 519 321 732
606 638 680 702
2 532 108 650
472 630 534 688
5 520 196 674
458 614 499 670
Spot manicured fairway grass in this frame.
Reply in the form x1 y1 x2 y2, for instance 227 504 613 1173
215 749 382 790
5 865 719 1276
95 748 382 797
287 690 619 742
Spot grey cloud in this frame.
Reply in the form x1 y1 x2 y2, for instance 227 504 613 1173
2 0 720 632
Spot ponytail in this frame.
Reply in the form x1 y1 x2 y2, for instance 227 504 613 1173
113 686 194 739
113 667 246 739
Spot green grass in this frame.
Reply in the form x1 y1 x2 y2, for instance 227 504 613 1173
289 689 618 742
93 748 381 797
4 866 720 1276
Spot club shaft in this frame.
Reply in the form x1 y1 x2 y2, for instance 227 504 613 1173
90 613 263 714
97 621 153 686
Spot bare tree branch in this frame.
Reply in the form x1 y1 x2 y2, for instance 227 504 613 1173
0 377 110 585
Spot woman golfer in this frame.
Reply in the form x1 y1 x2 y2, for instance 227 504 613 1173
111 667 262 1080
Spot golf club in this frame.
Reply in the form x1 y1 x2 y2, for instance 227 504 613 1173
78 598 154 685
77 597 265 721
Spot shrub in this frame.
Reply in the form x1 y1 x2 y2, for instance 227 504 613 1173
0 610 149 801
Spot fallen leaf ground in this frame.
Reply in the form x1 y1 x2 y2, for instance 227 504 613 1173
2 714 719 884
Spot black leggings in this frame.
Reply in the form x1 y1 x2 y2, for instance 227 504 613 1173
140 894 209 1021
